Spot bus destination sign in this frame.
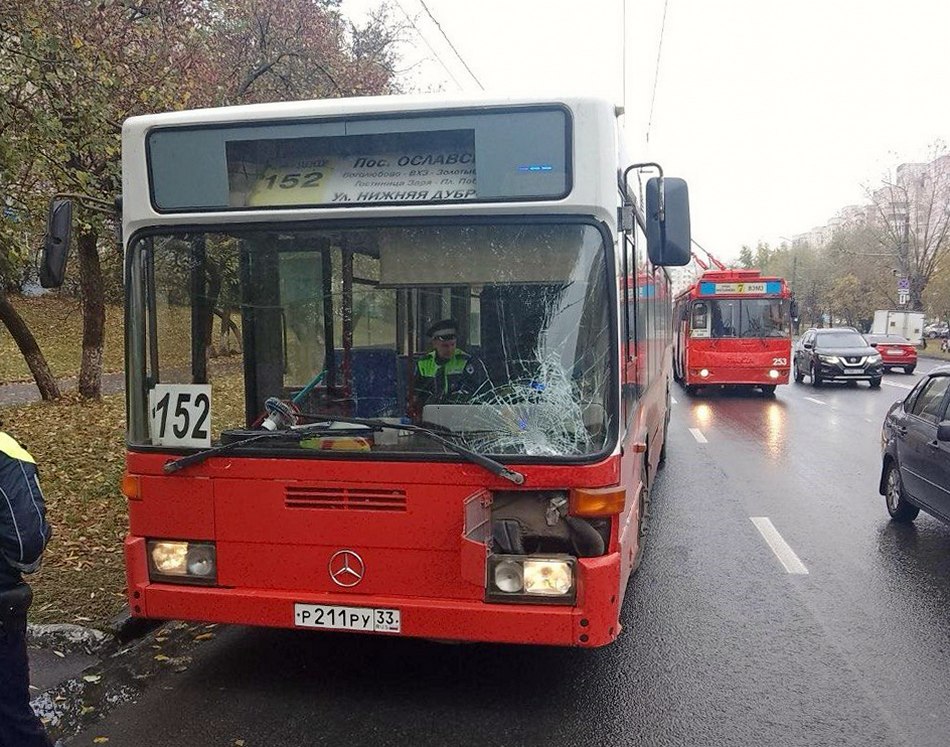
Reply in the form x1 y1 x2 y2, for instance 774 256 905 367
699 281 782 296
243 150 477 208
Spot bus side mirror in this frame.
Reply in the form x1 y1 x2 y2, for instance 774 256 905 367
790 299 800 322
40 199 73 289
645 177 690 267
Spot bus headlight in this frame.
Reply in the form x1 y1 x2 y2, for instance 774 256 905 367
493 559 524 592
523 559 573 596
487 555 575 604
699 369 710 378
768 369 780 379
147 540 217 585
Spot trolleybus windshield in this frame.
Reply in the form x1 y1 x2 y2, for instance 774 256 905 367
128 221 614 459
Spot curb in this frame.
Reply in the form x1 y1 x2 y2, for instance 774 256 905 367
27 623 112 656
108 606 164 644
27 607 164 653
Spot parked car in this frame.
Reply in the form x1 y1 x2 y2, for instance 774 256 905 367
924 322 949 339
863 334 917 374
793 327 884 387
880 365 950 524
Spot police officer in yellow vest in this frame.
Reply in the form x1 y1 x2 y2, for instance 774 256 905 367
0 428 54 747
413 319 489 410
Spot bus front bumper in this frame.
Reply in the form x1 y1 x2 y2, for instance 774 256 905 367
125 538 623 648
687 366 789 386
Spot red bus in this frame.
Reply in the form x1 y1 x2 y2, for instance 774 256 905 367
43 95 690 646
673 269 793 395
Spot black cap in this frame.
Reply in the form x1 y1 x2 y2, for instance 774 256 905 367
426 319 457 337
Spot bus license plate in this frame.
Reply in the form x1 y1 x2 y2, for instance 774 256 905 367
294 603 401 633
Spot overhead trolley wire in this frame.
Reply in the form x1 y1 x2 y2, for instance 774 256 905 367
646 0 670 143
393 0 466 90
417 0 485 90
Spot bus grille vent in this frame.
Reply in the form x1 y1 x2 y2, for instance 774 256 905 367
285 486 407 512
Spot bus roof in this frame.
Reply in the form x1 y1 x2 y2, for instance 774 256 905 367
121 94 624 238
123 93 621 129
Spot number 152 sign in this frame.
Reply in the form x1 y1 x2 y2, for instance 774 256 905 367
149 384 212 448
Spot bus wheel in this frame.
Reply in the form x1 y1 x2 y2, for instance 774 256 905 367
659 416 669 466
630 485 649 574
761 385 776 396
684 384 698 396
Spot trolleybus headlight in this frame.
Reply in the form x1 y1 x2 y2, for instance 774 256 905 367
486 554 576 604
768 369 780 379
493 559 524 593
523 559 573 596
699 369 710 378
147 540 217 585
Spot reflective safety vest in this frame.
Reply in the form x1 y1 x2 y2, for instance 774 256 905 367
0 433 35 464
415 349 476 400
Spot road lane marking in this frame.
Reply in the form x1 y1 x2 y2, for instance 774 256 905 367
750 517 809 575
671 397 678 404
804 397 825 405
689 428 707 443
883 381 913 390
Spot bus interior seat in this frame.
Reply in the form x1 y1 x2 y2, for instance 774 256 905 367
345 347 399 417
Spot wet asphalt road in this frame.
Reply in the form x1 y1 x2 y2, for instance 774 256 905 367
64 363 950 747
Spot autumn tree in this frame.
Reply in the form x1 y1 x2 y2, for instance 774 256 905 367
1 0 212 397
0 13 61 398
866 146 950 311
2 0 401 397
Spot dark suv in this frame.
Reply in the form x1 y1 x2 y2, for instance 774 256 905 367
793 327 883 388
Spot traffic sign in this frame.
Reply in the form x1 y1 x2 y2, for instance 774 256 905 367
897 277 910 291
898 289 910 305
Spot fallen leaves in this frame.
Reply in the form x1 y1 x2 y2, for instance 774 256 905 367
3 391 128 626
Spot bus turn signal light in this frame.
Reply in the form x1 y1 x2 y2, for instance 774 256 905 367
121 473 141 501
570 486 626 516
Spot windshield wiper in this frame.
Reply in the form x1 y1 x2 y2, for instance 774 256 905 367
299 413 526 485
162 423 374 474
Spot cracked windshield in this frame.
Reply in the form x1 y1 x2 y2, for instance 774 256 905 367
132 223 612 457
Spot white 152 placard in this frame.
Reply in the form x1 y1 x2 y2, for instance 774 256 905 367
148 384 212 448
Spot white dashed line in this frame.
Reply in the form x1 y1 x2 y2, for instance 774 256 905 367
671 397 678 405
883 381 913 390
689 428 707 443
750 517 809 575
804 397 825 405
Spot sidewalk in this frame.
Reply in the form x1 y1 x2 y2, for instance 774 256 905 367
0 372 125 407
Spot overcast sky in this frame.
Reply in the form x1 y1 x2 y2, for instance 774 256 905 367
343 0 950 260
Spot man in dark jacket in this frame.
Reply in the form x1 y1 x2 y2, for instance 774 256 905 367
0 428 54 747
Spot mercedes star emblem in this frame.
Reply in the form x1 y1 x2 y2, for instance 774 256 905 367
328 549 365 587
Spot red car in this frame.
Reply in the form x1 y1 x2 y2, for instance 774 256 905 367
864 334 917 374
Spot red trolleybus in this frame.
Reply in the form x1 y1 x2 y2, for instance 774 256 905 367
673 269 794 395
44 95 690 647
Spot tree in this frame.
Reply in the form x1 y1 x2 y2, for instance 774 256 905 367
737 245 754 269
0 34 61 399
2 0 213 398
923 260 950 325
866 146 950 311
196 0 401 107
2 0 402 397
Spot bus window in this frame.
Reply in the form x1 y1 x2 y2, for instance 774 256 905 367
691 302 709 337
